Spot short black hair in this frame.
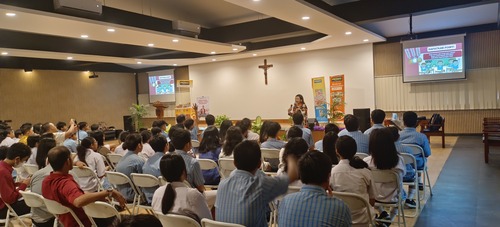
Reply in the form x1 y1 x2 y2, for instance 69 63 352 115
324 123 340 135
184 119 195 129
171 129 191 150
90 124 99 131
20 123 33 134
90 130 105 146
287 126 303 139
125 133 142 151
176 114 186 124
27 135 41 148
0 146 8 160
113 214 162 227
56 121 66 131
386 127 400 142
205 114 215 126
47 146 71 171
119 131 130 143
7 143 32 160
403 111 418 128
14 129 22 138
233 140 261 172
344 114 359 132
152 120 168 128
150 135 168 153
292 112 304 125
237 118 252 133
299 151 332 185
266 122 281 138
78 122 88 130
151 127 162 136
283 138 309 172
40 122 52 134
371 109 386 124
140 130 152 143
33 123 42 135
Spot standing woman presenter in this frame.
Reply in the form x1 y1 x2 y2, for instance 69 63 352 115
288 94 308 126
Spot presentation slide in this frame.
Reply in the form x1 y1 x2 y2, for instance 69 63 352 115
402 35 466 83
148 75 175 102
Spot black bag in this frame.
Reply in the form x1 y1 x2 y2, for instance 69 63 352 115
428 114 443 131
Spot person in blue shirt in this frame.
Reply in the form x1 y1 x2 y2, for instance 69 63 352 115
338 115 370 154
364 109 386 135
315 123 340 151
184 119 199 142
115 133 145 202
261 122 286 150
279 151 351 227
289 112 314 149
198 126 222 185
142 135 168 203
77 122 89 141
200 114 215 140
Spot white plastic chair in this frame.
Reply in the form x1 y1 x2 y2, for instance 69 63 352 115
198 159 220 188
101 154 115 171
158 176 167 186
218 158 236 179
19 191 57 227
43 198 85 227
201 218 245 227
260 148 280 175
72 166 104 192
0 197 30 227
107 154 123 169
23 164 39 175
157 213 201 227
191 140 200 148
105 171 138 214
130 173 160 214
403 144 433 199
371 169 406 227
83 201 121 226
401 153 420 217
354 152 369 160
332 191 377 227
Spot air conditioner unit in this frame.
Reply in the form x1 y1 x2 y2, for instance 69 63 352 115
172 20 201 37
54 0 102 16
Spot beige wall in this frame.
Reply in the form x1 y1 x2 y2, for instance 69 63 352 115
0 69 136 129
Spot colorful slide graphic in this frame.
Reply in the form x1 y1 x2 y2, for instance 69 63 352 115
404 43 463 76
149 75 175 95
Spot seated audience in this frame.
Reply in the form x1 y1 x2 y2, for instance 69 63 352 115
34 138 56 170
322 132 340 165
278 126 303 170
0 127 16 147
184 119 199 141
399 111 431 170
73 137 106 192
143 135 169 203
91 130 111 157
140 130 155 159
172 129 205 192
152 153 212 220
0 146 7 160
90 124 100 132
289 112 314 148
40 120 78 145
218 120 233 144
111 214 162 227
258 121 272 144
219 126 244 158
151 127 162 137
277 137 309 187
363 129 406 222
27 134 41 164
114 131 130 155
216 140 299 226
175 114 186 129
338 114 369 154
115 133 145 202
63 133 78 153
237 118 259 141
14 129 22 143
261 122 286 150
42 146 126 227
152 120 169 138
198 126 222 185
331 136 375 224
200 114 215 139
77 121 89 141
56 121 67 132
315 123 340 151
19 123 34 144
279 151 351 227
364 109 386 135
33 123 43 135
0 143 31 220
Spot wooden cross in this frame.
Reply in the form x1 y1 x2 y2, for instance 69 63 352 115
258 59 273 85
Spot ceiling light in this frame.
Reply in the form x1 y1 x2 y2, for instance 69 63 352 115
301 47 306 50
137 62 142 64
210 51 216 54
5 13 16 17
66 57 73 60
302 16 310 20
1 52 8 55
212 59 216 62
345 31 352 35
172 39 179 43
173 64 178 66
24 69 32 73
252 53 257 56
363 39 369 42
80 34 89 38
147 43 154 47
232 48 238 51
253 0 261 2
107 28 115 32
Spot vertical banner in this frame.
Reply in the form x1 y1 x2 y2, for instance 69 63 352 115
329 75 345 121
311 77 328 123
196 96 210 118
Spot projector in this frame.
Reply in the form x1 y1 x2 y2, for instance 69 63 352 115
89 72 99 79
54 0 102 17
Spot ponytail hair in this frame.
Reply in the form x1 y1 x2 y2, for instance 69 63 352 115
335 136 368 169
76 137 94 166
159 153 187 214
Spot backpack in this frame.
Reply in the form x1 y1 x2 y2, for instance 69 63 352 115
428 114 443 131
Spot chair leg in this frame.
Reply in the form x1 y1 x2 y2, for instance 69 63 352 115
484 144 489 163
441 135 445 148
426 169 433 196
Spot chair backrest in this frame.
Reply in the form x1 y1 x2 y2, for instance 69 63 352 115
131 173 160 188
191 140 200 148
105 171 140 195
354 153 369 160
107 154 123 164
83 201 121 221
158 176 167 186
370 169 400 185
72 166 98 178
23 164 39 175
331 191 376 226
218 158 236 179
19 191 45 208
201 218 245 227
101 154 114 169
400 153 417 170
198 159 218 171
260 148 280 160
402 144 426 166
157 213 201 227
43 198 85 227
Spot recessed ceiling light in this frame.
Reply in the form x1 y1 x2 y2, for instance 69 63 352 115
67 57 73 60
302 16 310 20
173 64 178 66
212 59 216 61
252 53 258 56
5 13 16 17
1 52 8 55
137 61 142 64
345 31 352 35
107 28 115 32
172 39 179 43
232 48 238 51
147 43 154 47
301 47 306 50
80 34 89 38
363 39 369 42
210 51 216 54
253 0 261 2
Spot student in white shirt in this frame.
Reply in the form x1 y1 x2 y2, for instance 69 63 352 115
26 135 41 165
152 153 212 221
363 129 406 223
0 128 16 147
140 130 155 159
277 138 308 187
331 135 375 224
73 137 106 192
278 126 302 170
114 131 130 155
219 126 243 159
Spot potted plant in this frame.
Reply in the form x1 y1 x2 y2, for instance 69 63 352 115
129 103 147 131
214 115 230 127
251 116 263 134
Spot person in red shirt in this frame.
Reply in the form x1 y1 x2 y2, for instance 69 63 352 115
42 146 126 227
0 143 32 220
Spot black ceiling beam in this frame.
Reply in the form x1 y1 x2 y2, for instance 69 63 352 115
0 57 135 73
303 0 490 23
244 33 327 51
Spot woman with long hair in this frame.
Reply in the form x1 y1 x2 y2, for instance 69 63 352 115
198 126 222 185
258 121 272 144
219 126 243 158
90 131 111 157
330 135 374 224
218 120 233 144
278 137 309 186
287 94 308 126
35 138 56 169
151 153 211 221
73 137 106 192
322 131 339 165
363 129 406 222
